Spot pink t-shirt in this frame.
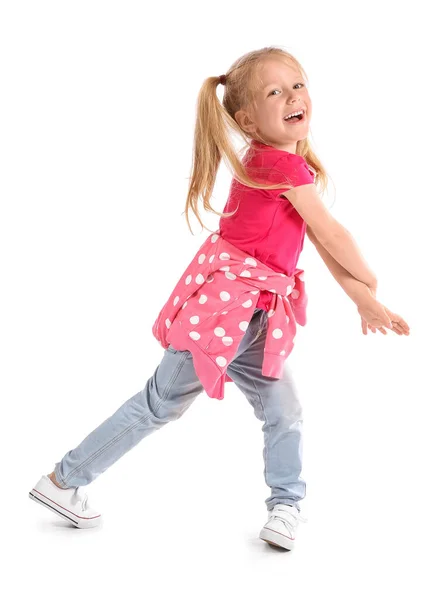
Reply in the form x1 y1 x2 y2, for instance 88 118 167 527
219 139 315 312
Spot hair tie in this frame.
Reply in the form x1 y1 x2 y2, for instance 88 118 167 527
218 74 227 86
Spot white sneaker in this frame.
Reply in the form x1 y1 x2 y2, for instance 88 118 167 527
259 503 307 550
29 475 102 529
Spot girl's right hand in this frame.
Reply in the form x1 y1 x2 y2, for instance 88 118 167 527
357 295 410 336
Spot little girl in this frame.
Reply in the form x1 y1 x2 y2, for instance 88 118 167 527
29 46 410 551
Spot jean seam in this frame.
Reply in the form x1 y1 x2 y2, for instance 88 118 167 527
158 351 189 407
232 362 269 483
54 468 69 489
61 353 189 486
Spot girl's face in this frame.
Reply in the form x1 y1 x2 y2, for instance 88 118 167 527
236 59 312 153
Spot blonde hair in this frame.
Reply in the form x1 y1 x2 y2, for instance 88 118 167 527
184 46 330 234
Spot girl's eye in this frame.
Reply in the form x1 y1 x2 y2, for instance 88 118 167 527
269 83 305 96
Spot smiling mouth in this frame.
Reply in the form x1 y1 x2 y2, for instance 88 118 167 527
284 112 306 124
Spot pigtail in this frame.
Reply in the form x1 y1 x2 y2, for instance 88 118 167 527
184 47 331 234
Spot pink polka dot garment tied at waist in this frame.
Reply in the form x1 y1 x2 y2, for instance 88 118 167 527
152 232 308 400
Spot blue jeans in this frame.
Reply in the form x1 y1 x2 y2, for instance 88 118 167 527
54 308 306 512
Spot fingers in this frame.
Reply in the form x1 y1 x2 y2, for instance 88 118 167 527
370 322 407 336
388 317 409 335
397 317 410 335
360 310 411 337
385 308 411 335
391 321 408 336
367 323 386 335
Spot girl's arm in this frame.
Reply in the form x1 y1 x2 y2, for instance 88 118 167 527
306 227 411 337
306 226 373 305
283 184 377 287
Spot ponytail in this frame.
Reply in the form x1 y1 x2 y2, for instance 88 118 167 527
184 47 330 235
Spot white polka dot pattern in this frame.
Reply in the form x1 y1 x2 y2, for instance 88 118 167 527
151 231 307 401
244 257 257 267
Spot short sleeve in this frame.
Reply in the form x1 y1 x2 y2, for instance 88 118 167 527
266 154 315 201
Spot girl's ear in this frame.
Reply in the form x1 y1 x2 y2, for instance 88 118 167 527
235 109 257 134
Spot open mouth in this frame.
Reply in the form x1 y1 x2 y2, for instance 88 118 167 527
284 111 306 124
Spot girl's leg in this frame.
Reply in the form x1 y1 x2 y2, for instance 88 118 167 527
53 345 204 489
226 309 306 513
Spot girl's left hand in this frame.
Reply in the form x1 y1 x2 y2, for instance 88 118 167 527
360 285 410 336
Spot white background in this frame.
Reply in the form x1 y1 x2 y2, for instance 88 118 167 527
1 1 432 598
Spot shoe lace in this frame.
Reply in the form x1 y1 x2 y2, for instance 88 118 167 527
73 487 88 511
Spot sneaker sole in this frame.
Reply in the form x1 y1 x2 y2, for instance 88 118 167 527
29 489 102 529
259 526 295 550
